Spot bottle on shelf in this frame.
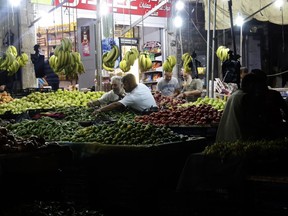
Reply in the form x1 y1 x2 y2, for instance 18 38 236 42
82 31 90 56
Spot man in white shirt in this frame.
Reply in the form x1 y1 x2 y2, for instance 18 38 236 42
88 76 125 107
94 73 157 113
156 71 180 97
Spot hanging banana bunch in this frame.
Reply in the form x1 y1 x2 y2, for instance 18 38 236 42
182 52 193 73
216 45 230 62
102 44 120 71
138 51 152 73
162 55 177 72
0 45 29 76
49 38 85 80
119 47 139 73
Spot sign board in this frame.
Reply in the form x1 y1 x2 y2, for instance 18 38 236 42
54 0 171 17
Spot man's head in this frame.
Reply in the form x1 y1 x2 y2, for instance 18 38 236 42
34 44 40 53
164 71 173 82
110 76 123 94
182 70 192 80
240 67 249 80
121 73 137 93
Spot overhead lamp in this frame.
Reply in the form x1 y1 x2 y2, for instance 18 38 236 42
175 1 185 11
100 2 109 16
235 14 244 27
10 0 21 7
115 0 125 4
174 16 183 28
274 0 284 8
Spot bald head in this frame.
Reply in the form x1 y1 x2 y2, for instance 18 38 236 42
121 73 137 92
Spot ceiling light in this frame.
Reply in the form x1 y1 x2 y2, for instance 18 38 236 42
174 16 183 28
175 1 185 11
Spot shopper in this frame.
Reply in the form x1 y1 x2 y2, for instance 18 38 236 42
88 76 125 107
0 70 14 93
93 73 157 113
250 69 288 139
240 67 249 80
177 69 203 102
156 71 180 97
216 73 260 142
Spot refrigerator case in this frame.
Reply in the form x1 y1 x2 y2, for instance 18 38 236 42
77 18 97 89
118 37 141 83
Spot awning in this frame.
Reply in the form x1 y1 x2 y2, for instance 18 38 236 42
202 0 288 30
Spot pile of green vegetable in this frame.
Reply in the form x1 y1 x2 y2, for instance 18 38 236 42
204 139 288 160
70 121 188 145
7 117 81 141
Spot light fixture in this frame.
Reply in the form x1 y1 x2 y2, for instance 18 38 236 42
38 10 54 26
174 16 183 28
115 0 125 4
274 0 284 8
175 1 185 11
10 0 21 7
100 2 109 16
235 14 244 27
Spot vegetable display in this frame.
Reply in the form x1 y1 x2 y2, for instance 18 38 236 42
7 117 81 141
70 121 188 145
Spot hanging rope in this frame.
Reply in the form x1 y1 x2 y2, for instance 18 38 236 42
111 0 114 40
281 6 284 53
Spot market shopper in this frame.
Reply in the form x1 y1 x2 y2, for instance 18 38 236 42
240 67 249 80
88 76 125 107
93 73 157 113
216 73 262 142
216 71 288 143
176 69 203 102
250 69 288 139
156 71 180 97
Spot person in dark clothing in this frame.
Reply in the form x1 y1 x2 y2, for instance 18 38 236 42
250 69 288 139
0 70 14 93
43 60 59 91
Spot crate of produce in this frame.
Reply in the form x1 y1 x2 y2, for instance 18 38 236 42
58 137 209 214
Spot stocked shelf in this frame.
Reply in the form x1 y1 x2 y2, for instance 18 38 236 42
143 70 162 74
143 81 157 84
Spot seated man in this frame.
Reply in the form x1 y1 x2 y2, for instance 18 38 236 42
94 73 157 113
88 76 125 107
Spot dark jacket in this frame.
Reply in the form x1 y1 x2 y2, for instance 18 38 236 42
44 60 59 91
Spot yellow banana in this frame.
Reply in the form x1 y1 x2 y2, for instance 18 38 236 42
54 45 62 56
145 56 152 70
105 46 116 63
111 45 120 62
103 62 114 71
182 52 190 61
102 52 109 63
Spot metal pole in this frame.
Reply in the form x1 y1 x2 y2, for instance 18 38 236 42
206 0 211 97
95 0 102 91
211 0 217 98
228 0 237 57
240 25 243 65
179 27 183 57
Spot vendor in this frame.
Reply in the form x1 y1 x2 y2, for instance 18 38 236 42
88 76 125 107
177 69 203 102
156 71 180 97
93 73 157 113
